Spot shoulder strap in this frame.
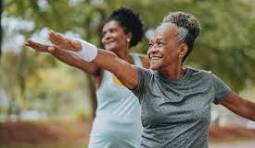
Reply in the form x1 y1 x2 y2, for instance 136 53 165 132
131 53 143 67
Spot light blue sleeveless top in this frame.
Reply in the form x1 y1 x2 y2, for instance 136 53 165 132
88 53 143 148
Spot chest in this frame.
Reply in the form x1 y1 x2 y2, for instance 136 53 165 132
141 81 214 127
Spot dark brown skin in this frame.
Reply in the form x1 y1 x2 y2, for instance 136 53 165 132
46 22 255 122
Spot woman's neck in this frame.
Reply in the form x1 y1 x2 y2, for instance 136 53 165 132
159 64 184 81
114 47 133 64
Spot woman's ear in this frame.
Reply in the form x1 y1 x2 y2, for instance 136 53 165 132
126 32 132 43
179 43 188 58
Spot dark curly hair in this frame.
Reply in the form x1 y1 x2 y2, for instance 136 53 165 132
163 11 200 62
106 7 144 48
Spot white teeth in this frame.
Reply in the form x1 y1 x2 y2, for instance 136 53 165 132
151 57 161 60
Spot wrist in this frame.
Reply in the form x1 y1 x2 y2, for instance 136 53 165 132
76 40 98 62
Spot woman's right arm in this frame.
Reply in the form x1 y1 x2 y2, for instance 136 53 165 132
47 31 139 89
25 39 100 76
26 39 139 89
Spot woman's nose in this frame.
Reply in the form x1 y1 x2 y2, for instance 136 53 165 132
147 47 157 56
102 33 110 42
150 46 158 53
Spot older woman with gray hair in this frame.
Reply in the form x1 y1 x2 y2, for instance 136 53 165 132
26 11 255 148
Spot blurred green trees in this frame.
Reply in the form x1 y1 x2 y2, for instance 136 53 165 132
1 0 255 117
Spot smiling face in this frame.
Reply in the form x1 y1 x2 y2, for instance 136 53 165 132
147 23 186 71
101 20 131 52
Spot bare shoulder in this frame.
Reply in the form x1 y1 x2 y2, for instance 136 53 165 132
137 53 150 68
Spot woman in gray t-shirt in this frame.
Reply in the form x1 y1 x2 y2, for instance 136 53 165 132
26 11 255 148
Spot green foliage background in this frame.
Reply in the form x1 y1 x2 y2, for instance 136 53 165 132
1 0 255 117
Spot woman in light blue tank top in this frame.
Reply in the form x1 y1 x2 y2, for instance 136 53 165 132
25 7 149 148
89 53 144 148
86 8 149 148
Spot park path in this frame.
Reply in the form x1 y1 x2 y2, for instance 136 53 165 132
209 141 255 148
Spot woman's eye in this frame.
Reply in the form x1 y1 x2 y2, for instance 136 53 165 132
158 42 164 46
110 29 116 33
148 43 153 47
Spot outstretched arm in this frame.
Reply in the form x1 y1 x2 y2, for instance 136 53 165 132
25 39 100 75
46 31 139 89
221 91 255 121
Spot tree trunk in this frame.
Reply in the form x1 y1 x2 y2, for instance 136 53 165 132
0 0 3 61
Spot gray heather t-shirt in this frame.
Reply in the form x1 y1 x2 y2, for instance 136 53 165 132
131 66 230 148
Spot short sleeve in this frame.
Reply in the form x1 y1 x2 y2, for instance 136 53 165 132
130 66 153 102
211 73 231 104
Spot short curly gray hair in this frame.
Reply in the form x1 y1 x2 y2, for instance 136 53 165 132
163 11 200 61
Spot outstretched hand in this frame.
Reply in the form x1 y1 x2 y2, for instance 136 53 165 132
25 39 56 53
48 31 81 51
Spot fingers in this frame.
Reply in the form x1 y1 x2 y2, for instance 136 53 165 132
25 39 49 52
25 30 82 53
48 31 65 46
48 30 81 51
48 30 71 49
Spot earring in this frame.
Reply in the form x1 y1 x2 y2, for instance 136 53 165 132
127 38 130 42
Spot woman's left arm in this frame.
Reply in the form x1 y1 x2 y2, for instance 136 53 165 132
221 91 255 121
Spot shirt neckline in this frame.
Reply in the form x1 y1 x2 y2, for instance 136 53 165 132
154 67 191 84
